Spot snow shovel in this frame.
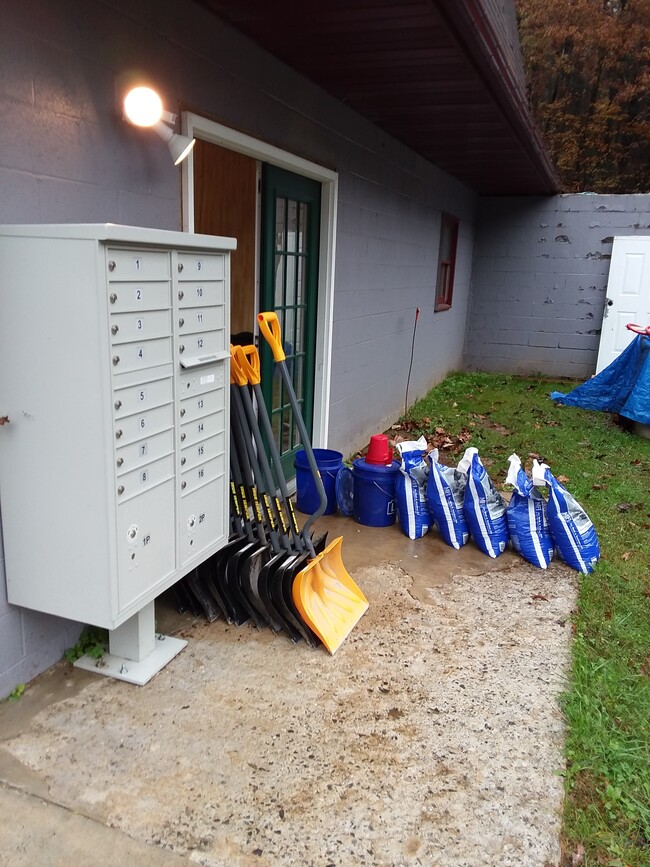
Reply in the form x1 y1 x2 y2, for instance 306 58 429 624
227 377 276 629
257 312 369 654
231 345 318 643
233 344 321 646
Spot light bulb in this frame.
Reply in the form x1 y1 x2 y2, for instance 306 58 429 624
123 86 163 128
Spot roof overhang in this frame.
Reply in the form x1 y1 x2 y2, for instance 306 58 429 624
196 0 560 195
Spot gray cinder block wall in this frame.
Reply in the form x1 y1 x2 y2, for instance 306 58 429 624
0 0 475 695
465 194 650 378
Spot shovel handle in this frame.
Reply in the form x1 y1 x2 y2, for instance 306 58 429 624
234 344 261 386
229 345 248 387
257 312 285 362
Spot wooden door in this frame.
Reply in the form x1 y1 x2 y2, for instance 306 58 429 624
193 140 257 335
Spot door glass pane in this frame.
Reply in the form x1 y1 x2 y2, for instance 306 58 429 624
298 203 307 253
274 253 284 307
285 307 295 358
287 200 298 253
295 305 305 354
294 353 304 398
285 254 296 307
296 255 305 305
275 198 286 251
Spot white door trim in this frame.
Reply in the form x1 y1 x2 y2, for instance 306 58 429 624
181 112 338 449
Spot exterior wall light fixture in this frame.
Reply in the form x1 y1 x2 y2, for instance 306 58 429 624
123 86 195 165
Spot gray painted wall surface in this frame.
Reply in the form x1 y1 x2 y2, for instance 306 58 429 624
466 194 650 377
0 0 475 695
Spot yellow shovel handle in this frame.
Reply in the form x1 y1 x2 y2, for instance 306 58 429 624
257 312 285 362
229 344 248 387
234 344 261 386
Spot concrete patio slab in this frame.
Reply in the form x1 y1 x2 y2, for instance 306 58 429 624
0 518 576 866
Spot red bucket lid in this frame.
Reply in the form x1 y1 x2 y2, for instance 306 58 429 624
365 434 393 465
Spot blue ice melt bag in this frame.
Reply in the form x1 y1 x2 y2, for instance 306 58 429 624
533 461 600 574
505 454 554 569
463 450 509 558
426 448 470 549
396 437 431 540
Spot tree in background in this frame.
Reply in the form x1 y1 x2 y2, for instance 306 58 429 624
516 0 650 192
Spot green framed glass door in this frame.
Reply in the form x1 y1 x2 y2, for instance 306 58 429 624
260 164 321 479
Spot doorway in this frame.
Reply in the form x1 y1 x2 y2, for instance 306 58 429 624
261 164 321 476
596 236 650 373
185 117 337 468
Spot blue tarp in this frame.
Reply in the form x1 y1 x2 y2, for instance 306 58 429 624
550 334 650 425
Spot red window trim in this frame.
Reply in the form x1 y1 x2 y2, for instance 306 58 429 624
435 213 459 312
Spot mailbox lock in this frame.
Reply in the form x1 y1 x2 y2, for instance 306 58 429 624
181 481 187 490
181 457 186 466
178 263 184 273
180 433 187 441
111 324 119 335
116 457 124 467
178 290 184 300
180 408 186 417
179 318 185 328
115 429 123 439
179 344 185 354
109 293 118 304
112 355 120 366
108 260 116 272
117 485 125 495
114 399 122 410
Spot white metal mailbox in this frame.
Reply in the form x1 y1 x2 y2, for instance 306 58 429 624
0 224 235 682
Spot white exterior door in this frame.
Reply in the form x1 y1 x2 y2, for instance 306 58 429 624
596 236 650 373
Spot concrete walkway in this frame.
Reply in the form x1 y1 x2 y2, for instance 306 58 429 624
0 518 576 866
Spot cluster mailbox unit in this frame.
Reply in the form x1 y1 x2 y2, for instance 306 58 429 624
0 224 235 683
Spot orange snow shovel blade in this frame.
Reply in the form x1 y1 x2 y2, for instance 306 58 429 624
292 537 368 654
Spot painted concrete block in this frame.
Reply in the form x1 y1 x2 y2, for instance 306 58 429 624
0 610 24 669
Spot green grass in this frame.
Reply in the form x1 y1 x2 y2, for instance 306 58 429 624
402 371 650 866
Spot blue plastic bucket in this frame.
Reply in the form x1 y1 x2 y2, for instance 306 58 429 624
295 448 343 515
352 458 400 527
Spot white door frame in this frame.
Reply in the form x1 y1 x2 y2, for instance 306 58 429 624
181 112 338 449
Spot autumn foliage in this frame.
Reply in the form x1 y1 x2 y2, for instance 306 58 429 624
516 0 650 192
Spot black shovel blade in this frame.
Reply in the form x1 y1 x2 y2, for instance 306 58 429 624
256 553 303 642
206 537 250 623
226 542 268 628
184 567 221 622
172 580 194 614
273 553 320 648
181 575 204 617
311 531 329 556
237 545 278 630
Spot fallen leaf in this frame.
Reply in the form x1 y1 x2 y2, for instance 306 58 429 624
592 483 606 490
558 474 570 483
547 420 560 427
528 452 540 459
622 551 632 561
617 503 633 512
532 594 549 602
435 427 446 435
571 842 585 866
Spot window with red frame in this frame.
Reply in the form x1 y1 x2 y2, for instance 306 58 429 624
435 213 459 311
